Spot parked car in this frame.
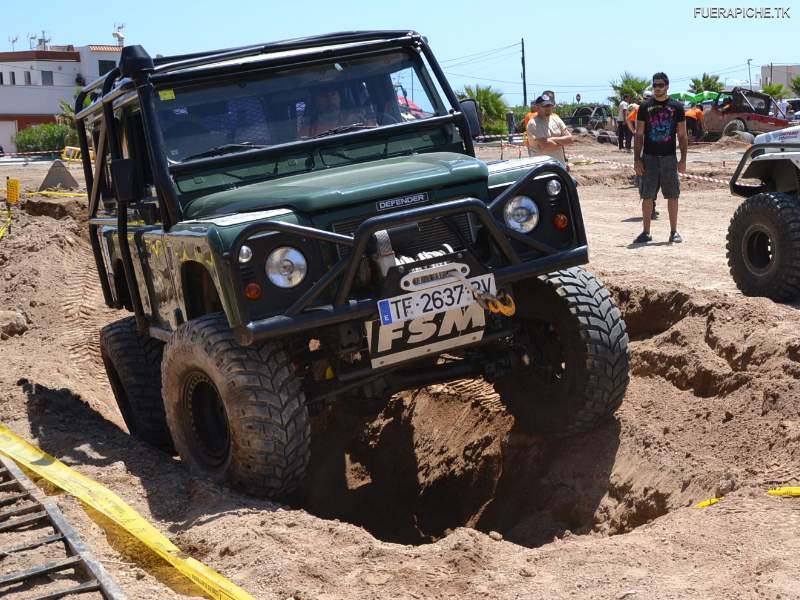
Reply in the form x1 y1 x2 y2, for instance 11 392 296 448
561 104 615 131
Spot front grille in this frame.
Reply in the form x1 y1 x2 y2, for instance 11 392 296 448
331 211 475 257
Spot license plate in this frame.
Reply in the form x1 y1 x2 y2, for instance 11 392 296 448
377 274 496 325
365 303 487 368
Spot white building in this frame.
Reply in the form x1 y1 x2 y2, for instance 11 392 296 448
761 64 800 93
0 44 122 153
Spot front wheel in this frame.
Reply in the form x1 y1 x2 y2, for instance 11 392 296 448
726 192 800 302
161 314 310 498
494 268 630 435
723 119 746 137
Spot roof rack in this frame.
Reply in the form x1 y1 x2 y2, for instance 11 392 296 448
151 30 420 76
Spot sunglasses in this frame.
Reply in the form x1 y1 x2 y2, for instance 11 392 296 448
653 82 667 88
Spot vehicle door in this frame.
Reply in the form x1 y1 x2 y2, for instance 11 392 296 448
117 108 180 329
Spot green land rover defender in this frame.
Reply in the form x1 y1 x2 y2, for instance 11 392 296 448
77 31 630 498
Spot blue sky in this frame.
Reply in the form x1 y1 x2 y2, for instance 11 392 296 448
3 0 798 104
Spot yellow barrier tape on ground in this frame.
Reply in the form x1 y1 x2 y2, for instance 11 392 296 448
0 207 10 241
0 425 256 600
767 487 800 497
29 191 88 198
693 497 722 508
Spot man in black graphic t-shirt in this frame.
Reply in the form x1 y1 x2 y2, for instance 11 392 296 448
633 72 688 244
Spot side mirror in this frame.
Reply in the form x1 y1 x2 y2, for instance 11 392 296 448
459 98 482 139
111 158 137 204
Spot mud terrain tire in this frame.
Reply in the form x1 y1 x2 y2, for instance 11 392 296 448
495 267 629 435
100 317 173 453
723 119 746 137
161 314 310 498
727 192 800 302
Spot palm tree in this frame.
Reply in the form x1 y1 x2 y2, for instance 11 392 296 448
762 83 788 99
688 73 723 94
688 77 705 94
608 72 650 104
458 84 507 122
791 76 800 97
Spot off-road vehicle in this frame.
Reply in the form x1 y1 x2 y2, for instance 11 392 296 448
704 87 789 140
727 125 800 301
76 31 630 498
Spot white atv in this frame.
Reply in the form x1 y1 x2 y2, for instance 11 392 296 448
727 125 800 301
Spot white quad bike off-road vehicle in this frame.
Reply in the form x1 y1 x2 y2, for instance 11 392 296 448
727 125 800 301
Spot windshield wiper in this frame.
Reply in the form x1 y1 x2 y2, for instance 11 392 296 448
311 123 376 138
183 142 269 161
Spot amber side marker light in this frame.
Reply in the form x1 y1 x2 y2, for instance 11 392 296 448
554 213 569 230
244 282 262 300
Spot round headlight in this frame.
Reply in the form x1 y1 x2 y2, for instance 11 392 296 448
238 245 253 264
546 179 562 196
266 247 307 288
503 195 540 233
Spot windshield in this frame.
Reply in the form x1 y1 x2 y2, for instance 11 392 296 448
155 51 447 162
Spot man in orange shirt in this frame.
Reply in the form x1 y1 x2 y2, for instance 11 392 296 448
522 100 538 128
684 103 705 139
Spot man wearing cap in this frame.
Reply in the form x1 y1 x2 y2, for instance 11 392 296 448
633 72 687 244
526 92 573 162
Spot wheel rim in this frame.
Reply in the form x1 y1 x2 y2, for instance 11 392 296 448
521 321 567 392
742 223 775 275
182 371 230 468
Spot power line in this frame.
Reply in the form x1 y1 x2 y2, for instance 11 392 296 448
443 50 521 71
438 42 520 65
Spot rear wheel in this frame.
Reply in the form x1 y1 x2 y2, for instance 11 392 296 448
494 268 629 435
162 314 310 498
727 192 800 302
100 317 173 453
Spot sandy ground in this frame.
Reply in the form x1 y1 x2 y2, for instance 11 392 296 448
1 139 799 599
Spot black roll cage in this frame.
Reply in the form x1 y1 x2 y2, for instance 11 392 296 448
75 31 475 334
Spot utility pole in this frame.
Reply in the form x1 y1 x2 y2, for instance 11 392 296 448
747 58 753 90
521 38 527 107
770 62 773 86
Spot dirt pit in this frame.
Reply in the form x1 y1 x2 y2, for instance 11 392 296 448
2 150 800 598
297 283 800 549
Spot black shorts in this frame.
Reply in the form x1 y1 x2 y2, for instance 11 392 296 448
640 154 680 200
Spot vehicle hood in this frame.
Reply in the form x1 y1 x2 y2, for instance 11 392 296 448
183 152 488 219
754 125 800 145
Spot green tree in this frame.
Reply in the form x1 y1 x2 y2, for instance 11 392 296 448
689 73 724 94
608 72 650 105
13 123 74 153
762 83 788 99
790 76 800 97
458 84 508 134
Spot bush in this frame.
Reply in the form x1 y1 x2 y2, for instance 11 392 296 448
13 123 74 153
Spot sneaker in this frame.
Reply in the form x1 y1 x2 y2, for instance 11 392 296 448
633 231 652 244
669 231 683 243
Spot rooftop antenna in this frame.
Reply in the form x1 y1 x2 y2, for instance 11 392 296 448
35 30 50 51
27 33 37 49
8 36 18 51
112 23 126 47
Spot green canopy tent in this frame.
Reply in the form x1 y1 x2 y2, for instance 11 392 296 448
691 91 720 102
669 92 696 102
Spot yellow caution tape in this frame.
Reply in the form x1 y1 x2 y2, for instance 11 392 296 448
693 497 722 508
0 425 256 600
0 206 11 241
32 191 88 198
767 487 800 497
